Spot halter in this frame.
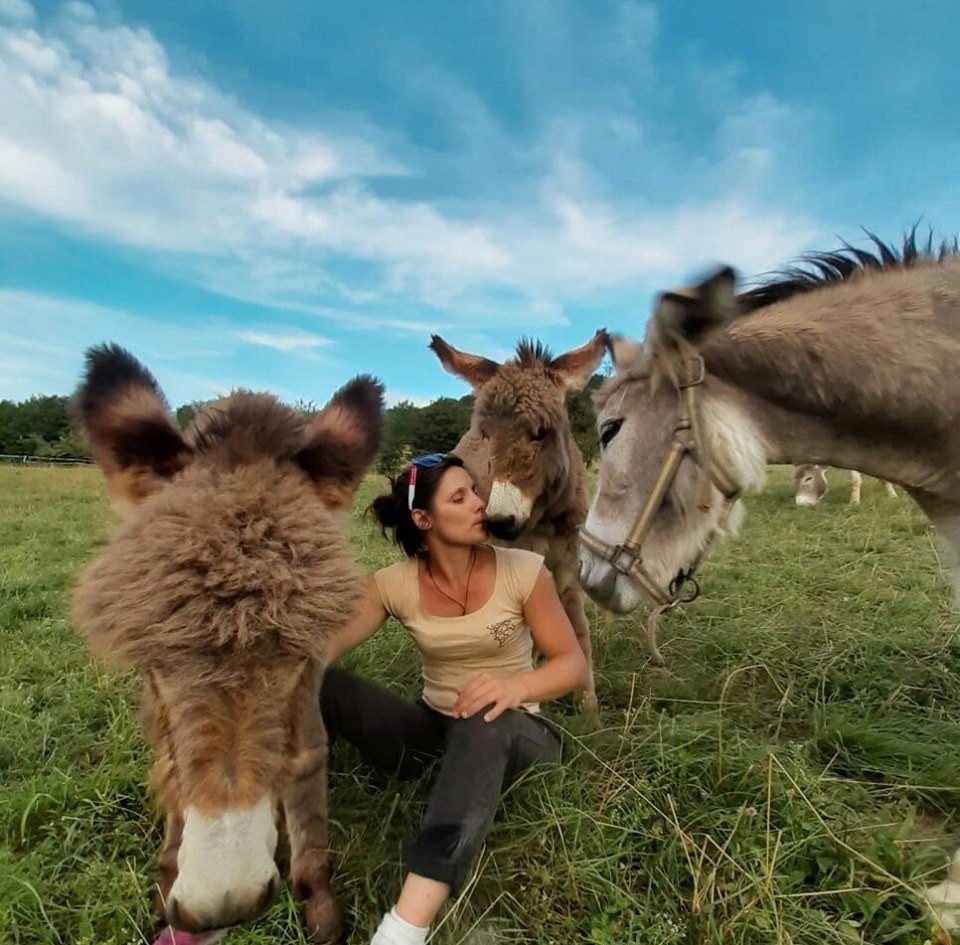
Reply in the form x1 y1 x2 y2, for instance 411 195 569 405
579 355 743 609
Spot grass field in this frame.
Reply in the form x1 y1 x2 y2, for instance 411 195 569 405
2 465 960 945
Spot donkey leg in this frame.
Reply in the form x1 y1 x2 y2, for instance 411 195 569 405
849 470 862 506
144 716 184 927
153 810 184 921
555 562 598 716
907 491 960 608
933 513 960 609
884 480 899 498
285 670 341 944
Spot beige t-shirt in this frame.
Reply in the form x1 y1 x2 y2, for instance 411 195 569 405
373 545 545 716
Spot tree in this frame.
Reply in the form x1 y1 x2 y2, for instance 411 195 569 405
34 429 90 459
0 395 73 456
566 374 603 466
290 398 321 417
175 400 211 430
409 397 472 456
375 401 417 474
375 396 474 475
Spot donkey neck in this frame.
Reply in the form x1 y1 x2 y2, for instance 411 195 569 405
540 433 589 531
700 269 960 496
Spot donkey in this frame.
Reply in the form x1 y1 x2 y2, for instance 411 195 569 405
429 332 607 715
574 231 960 928
70 344 384 942
793 463 898 507
578 229 960 616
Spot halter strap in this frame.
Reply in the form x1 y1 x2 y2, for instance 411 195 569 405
579 355 742 608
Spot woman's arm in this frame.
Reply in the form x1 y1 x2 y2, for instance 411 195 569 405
323 576 389 665
454 566 588 721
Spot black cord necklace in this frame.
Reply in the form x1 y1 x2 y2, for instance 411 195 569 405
425 546 477 616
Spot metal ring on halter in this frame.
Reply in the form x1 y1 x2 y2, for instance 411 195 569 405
669 572 701 604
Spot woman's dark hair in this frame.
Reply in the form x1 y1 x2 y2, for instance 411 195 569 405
369 453 466 558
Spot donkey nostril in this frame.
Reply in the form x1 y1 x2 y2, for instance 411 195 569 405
168 897 199 932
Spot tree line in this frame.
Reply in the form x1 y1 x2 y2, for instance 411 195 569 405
1 379 603 471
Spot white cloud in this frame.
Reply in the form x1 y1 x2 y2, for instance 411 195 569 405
0 7 404 252
235 329 332 353
0 2 825 328
0 0 34 23
384 390 433 409
0 290 240 403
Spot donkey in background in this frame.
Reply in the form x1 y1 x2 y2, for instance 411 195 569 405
430 332 607 716
71 344 384 942
793 463 898 507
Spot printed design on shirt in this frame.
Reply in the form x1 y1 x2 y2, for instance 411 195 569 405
487 618 518 648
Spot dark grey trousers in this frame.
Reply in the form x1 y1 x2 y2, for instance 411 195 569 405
320 666 561 893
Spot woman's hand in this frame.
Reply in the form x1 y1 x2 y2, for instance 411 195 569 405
454 672 530 722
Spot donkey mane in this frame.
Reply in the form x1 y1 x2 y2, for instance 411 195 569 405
189 392 306 459
738 225 960 314
514 337 554 367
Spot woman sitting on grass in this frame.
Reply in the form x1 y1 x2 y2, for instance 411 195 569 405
323 452 587 945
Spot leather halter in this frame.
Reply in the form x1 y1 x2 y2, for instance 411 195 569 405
579 355 743 608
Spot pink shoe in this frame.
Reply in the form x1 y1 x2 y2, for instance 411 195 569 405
150 929 228 945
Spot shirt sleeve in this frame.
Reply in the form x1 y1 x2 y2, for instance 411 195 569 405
373 561 414 622
502 548 546 607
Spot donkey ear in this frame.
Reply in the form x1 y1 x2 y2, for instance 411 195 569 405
549 329 609 392
73 344 193 507
648 265 738 353
428 335 500 390
294 375 385 510
606 334 644 373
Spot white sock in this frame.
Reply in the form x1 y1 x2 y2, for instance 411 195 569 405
370 906 430 945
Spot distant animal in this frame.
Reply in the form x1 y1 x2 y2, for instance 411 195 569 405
792 463 898 507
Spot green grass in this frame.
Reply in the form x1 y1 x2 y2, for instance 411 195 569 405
2 465 960 944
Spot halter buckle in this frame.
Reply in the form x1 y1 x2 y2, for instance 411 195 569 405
609 542 641 576
678 356 706 389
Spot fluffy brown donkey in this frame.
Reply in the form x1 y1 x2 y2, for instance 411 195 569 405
71 343 384 942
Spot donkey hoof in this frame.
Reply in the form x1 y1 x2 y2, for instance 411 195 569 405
575 691 601 730
578 691 598 713
305 891 343 944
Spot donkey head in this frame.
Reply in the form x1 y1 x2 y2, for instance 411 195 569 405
429 332 606 540
579 267 748 614
793 463 828 507
71 344 383 935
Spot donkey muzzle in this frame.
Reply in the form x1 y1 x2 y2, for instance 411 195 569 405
168 798 280 932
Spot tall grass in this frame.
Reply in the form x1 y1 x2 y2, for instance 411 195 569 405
1 466 958 944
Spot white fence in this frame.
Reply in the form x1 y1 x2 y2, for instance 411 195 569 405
0 453 93 467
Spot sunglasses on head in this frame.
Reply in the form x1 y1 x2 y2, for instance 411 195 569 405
407 453 448 510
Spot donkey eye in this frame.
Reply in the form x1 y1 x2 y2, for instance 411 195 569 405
529 426 547 442
600 418 623 449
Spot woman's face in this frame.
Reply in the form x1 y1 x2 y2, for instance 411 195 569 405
427 466 488 546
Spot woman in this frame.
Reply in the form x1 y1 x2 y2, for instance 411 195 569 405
322 452 587 945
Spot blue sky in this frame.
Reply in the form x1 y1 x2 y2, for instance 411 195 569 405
1 0 958 409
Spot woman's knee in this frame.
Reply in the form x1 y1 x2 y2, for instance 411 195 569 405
448 709 516 750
